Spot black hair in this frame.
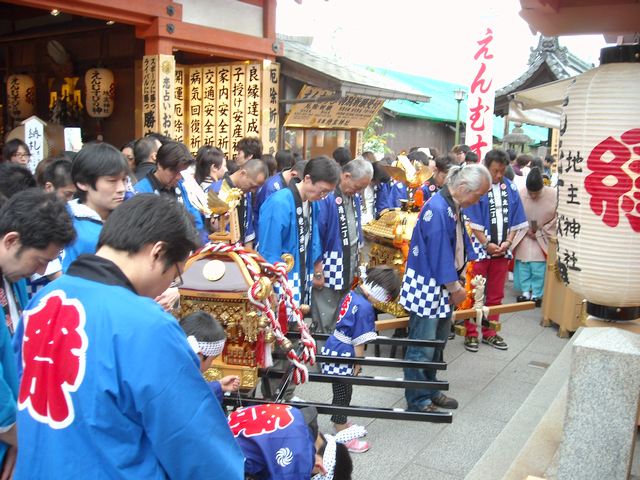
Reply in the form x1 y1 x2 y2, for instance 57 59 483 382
179 311 226 343
134 136 161 166
333 442 353 480
464 151 479 165
42 157 73 189
504 164 515 181
407 150 429 165
366 265 401 299
145 132 172 145
0 188 75 250
452 144 470 155
332 147 352 167
483 149 509 168
97 194 199 270
275 149 294 172
544 154 555 165
237 137 262 160
361 151 376 162
194 145 225 185
156 141 193 171
262 153 277 177
121 140 136 151
372 160 391 184
435 154 453 173
72 142 129 202
506 148 517 162
526 167 544 192
516 154 533 168
2 138 30 162
291 160 308 180
530 157 544 170
304 156 340 185
0 163 36 199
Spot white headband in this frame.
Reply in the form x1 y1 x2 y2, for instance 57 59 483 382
362 281 391 303
311 425 367 480
187 335 226 358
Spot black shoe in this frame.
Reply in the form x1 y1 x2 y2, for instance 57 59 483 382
432 393 458 409
448 332 456 340
516 295 529 303
482 334 508 350
533 297 543 308
464 336 479 352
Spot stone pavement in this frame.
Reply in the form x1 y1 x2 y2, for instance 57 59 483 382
296 283 572 479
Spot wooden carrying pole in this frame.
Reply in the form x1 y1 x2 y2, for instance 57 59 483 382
374 301 536 332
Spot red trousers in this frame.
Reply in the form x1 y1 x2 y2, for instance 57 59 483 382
464 257 509 338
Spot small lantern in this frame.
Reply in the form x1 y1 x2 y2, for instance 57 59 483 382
556 44 640 321
84 68 115 118
6 74 35 120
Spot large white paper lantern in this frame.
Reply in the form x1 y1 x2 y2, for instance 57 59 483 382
84 68 115 118
557 45 640 321
6 74 35 120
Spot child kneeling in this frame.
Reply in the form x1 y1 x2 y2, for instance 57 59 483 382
180 311 240 402
321 266 401 454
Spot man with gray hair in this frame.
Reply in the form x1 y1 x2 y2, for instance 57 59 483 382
401 163 491 413
313 158 373 332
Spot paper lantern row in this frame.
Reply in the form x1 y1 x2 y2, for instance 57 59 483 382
6 68 116 120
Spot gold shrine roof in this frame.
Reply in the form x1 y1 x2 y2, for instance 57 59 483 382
182 251 253 294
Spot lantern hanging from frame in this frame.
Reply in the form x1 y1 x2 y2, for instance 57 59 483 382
6 74 35 120
556 44 640 321
84 68 115 118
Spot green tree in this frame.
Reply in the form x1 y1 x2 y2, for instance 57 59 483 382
363 114 394 155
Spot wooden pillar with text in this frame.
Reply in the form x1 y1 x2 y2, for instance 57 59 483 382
141 54 175 138
179 60 279 158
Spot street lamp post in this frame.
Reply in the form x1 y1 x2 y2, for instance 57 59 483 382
453 88 466 146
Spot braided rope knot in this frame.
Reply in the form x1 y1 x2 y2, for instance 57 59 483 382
198 242 316 383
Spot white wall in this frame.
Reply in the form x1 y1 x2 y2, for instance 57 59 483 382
180 0 263 37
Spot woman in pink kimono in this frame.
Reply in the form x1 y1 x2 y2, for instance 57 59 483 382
512 167 557 307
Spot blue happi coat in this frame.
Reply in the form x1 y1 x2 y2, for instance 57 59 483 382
321 290 377 376
374 180 407 217
61 200 103 272
315 192 363 290
229 404 315 480
419 178 439 202
12 257 243 479
258 188 321 305
399 190 475 318
463 177 528 260
134 177 207 244
254 172 287 237
0 321 18 465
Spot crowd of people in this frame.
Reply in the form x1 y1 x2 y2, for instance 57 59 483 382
0 132 557 478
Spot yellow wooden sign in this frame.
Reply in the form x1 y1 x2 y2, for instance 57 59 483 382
284 85 385 130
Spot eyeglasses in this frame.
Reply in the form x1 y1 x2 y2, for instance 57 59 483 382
12 152 31 159
173 262 184 288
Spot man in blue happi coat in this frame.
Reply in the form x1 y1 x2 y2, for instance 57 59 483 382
400 163 491 413
313 159 373 333
61 142 129 272
134 141 206 244
0 189 75 477
258 156 340 307
210 158 268 247
462 149 529 352
13 194 244 479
